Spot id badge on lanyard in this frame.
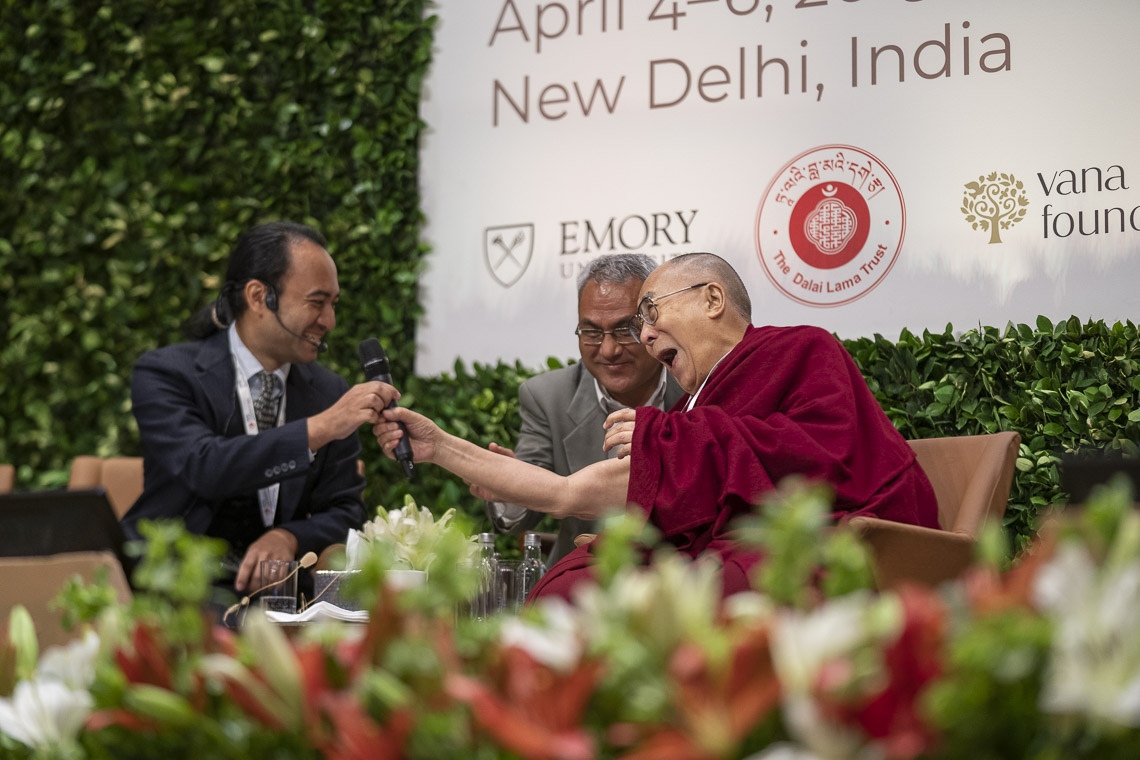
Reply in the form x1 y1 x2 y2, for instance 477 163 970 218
234 362 284 526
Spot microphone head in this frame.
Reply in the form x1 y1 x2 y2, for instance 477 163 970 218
357 338 385 366
299 551 319 569
358 337 391 381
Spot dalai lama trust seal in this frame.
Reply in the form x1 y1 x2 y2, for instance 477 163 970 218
756 145 905 307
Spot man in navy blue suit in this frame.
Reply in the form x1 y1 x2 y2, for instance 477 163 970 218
123 221 397 596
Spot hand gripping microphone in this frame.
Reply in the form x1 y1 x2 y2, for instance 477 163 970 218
358 338 416 480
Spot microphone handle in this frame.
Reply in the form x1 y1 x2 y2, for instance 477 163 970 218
386 399 416 479
366 366 416 480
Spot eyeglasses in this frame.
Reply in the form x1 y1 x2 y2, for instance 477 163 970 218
575 324 640 346
631 282 709 334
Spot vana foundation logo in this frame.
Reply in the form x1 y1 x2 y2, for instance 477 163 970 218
756 145 905 307
961 164 1136 242
960 172 1030 244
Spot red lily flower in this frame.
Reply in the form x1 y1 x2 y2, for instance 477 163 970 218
316 690 414 760
447 646 601 760
619 623 781 760
114 623 174 690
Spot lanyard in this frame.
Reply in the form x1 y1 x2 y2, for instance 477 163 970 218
234 360 284 526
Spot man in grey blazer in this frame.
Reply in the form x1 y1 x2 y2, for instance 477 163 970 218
124 221 397 597
483 254 683 565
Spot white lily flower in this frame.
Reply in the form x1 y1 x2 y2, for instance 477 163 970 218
572 552 724 654
745 743 825 760
0 630 100 750
0 679 94 749
38 629 101 690
346 496 470 571
1033 542 1140 727
501 598 584 672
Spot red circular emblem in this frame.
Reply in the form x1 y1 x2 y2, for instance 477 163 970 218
788 182 870 270
756 145 905 307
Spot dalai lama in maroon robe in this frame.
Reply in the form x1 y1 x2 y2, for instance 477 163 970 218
374 253 939 602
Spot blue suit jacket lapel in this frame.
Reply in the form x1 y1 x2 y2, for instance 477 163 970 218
194 331 242 436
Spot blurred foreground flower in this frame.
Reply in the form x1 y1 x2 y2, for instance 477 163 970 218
0 628 99 752
772 587 943 760
1033 482 1140 728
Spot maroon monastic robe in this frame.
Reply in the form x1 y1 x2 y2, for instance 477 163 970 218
529 325 939 602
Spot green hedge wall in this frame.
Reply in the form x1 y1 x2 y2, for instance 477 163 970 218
1 0 433 485
3 3 1136 552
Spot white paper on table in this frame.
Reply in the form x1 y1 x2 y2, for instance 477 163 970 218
264 601 370 624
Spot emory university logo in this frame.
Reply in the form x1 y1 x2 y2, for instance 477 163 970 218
483 223 534 288
756 145 905 307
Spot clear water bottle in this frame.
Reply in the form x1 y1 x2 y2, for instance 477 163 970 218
474 532 500 619
516 532 545 607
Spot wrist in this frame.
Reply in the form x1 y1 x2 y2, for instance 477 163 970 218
272 528 299 557
306 415 329 451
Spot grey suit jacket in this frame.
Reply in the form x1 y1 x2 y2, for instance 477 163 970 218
123 330 366 559
487 362 684 565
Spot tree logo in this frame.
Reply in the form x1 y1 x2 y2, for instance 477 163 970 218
755 145 905 308
961 172 1030 244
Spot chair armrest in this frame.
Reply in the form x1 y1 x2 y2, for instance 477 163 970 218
846 516 977 591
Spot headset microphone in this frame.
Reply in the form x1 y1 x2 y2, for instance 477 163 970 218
222 551 318 626
358 338 416 480
273 310 328 353
265 285 328 353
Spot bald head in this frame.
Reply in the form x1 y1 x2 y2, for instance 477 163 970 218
635 252 752 394
663 253 752 322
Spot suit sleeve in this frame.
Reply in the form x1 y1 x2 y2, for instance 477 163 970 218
276 374 367 556
484 378 555 535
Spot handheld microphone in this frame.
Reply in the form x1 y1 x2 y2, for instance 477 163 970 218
358 338 416 480
273 311 328 353
222 551 318 626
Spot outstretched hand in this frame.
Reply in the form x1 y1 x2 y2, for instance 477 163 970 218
468 442 516 501
373 406 440 464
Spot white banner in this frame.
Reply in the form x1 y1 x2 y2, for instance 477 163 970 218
416 0 1140 375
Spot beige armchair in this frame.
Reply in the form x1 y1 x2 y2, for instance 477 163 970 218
0 551 132 648
68 455 144 519
847 431 1021 591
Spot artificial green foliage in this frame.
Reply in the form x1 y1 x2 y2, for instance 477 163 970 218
0 0 433 485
